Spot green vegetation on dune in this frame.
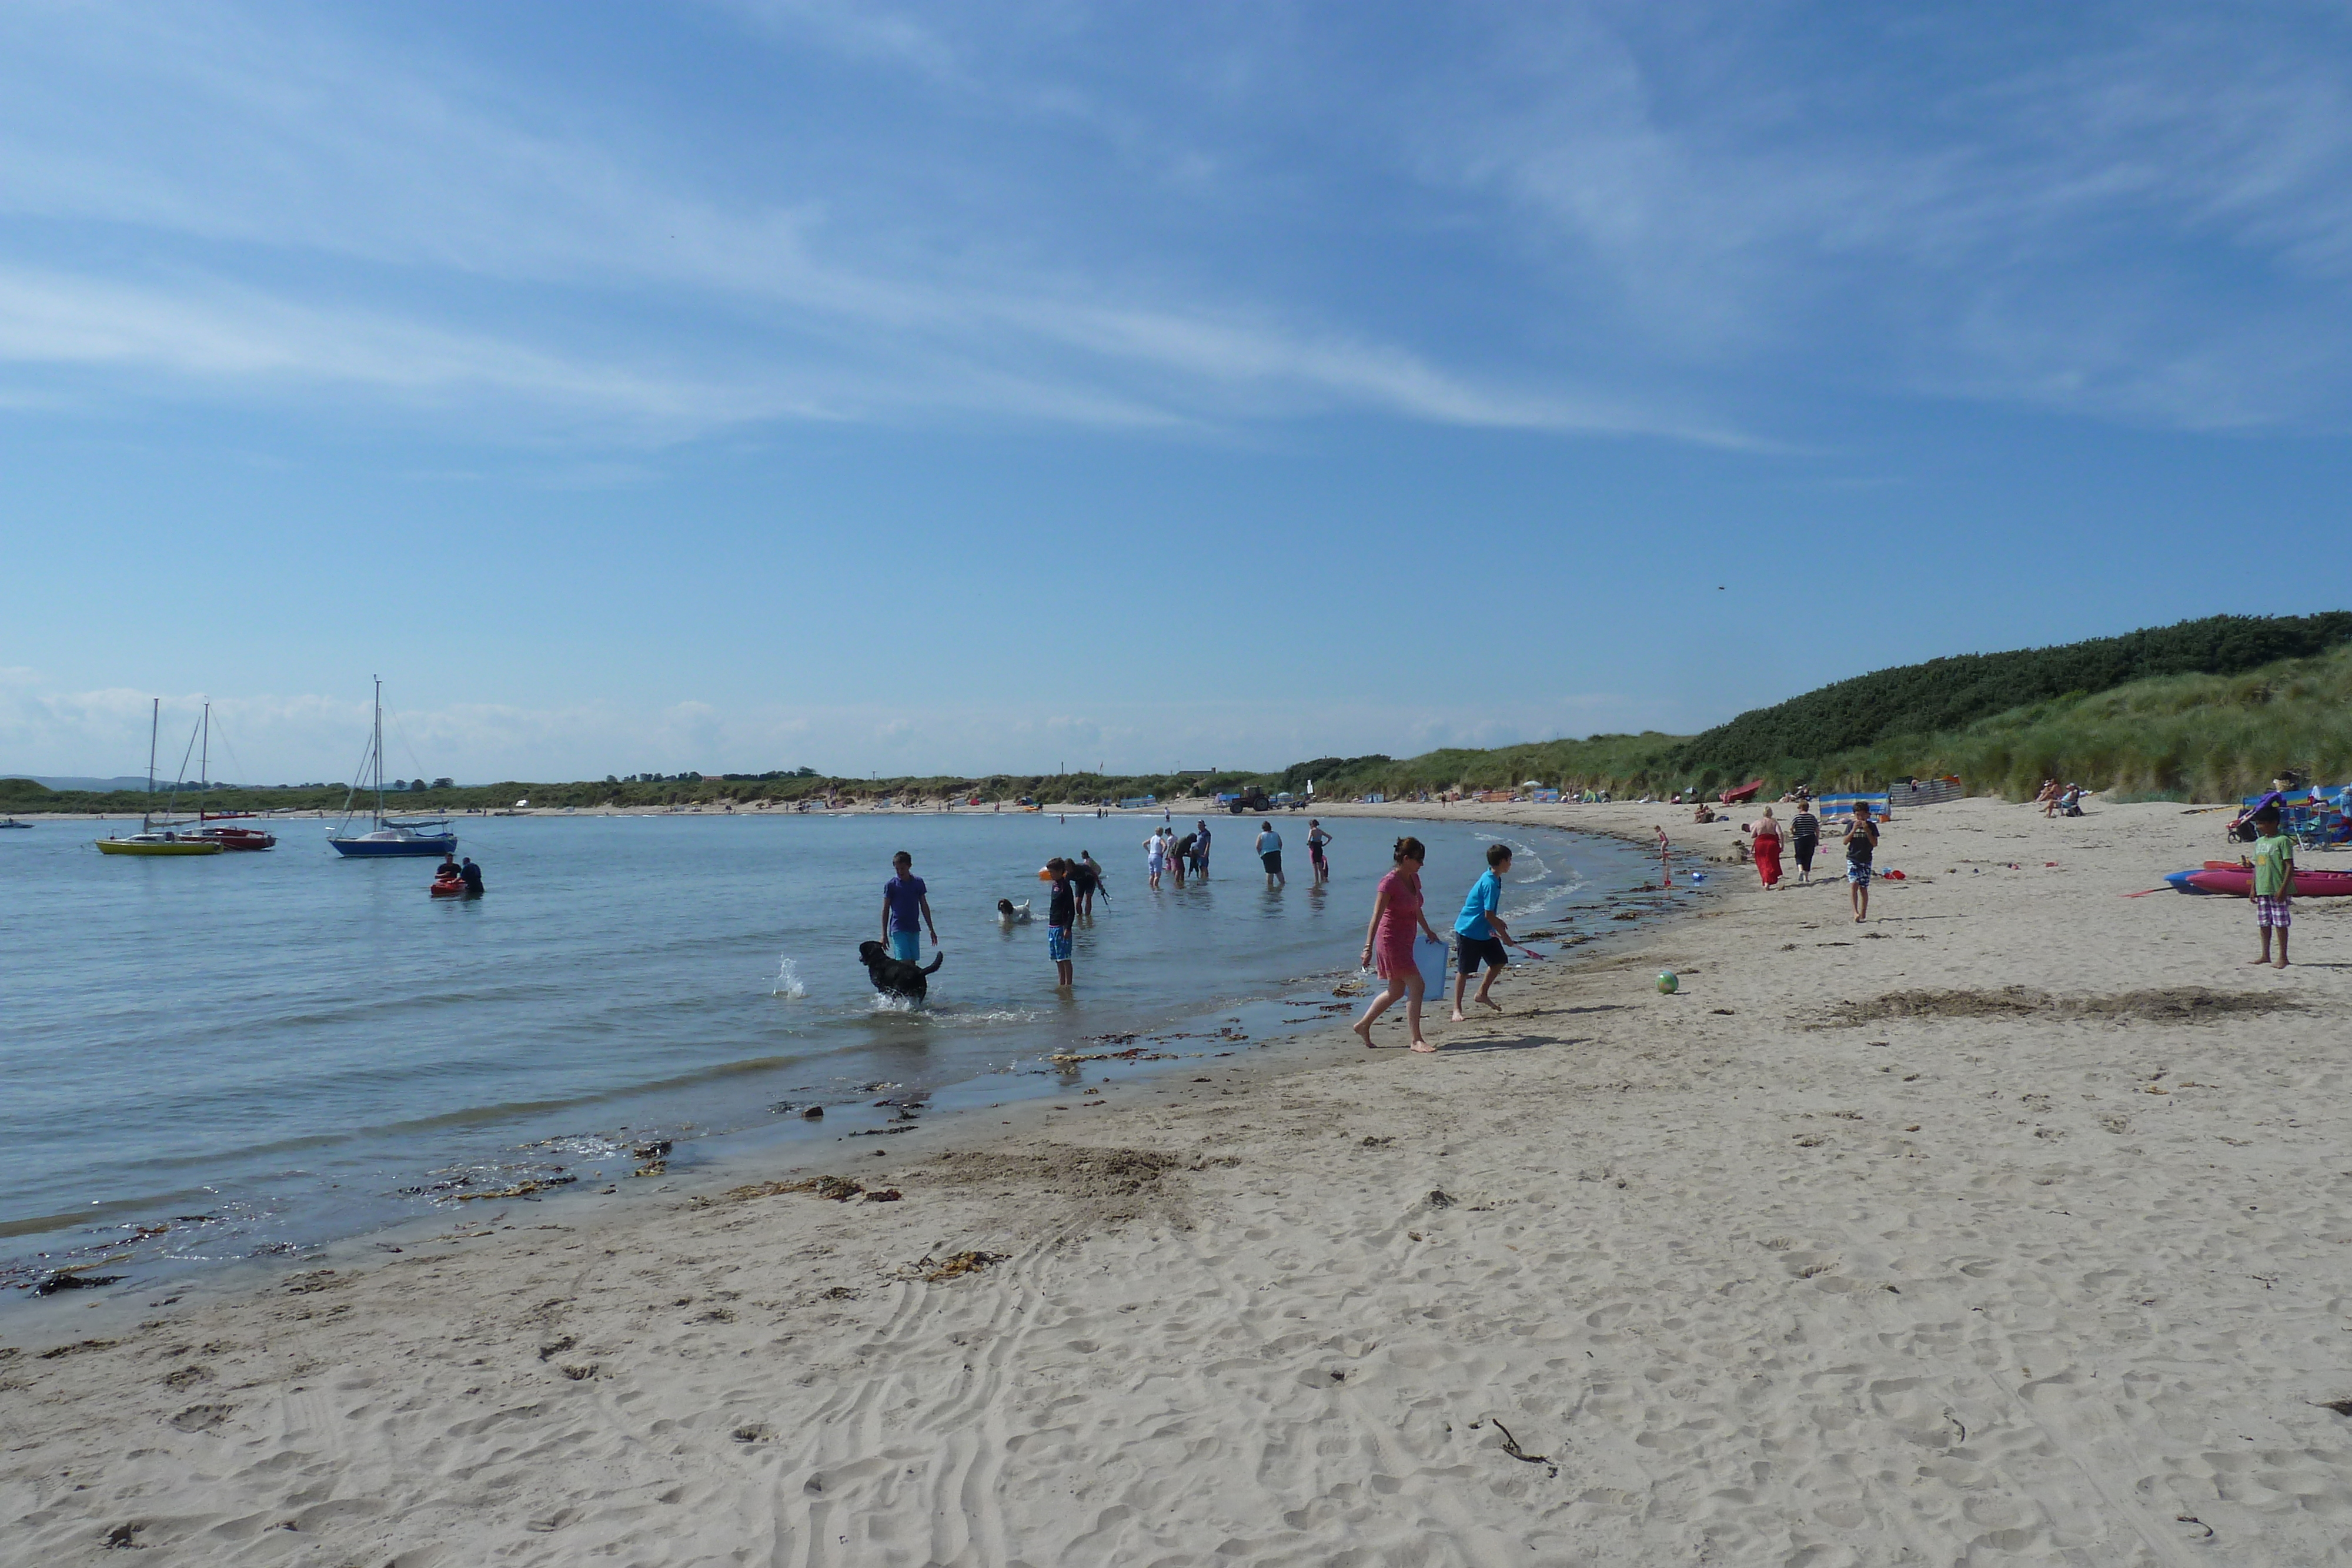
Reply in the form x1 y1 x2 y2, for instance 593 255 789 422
8 614 2345 815
1672 611 2352 783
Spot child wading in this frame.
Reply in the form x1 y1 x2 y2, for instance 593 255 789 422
1451 842 1515 1020
1044 857 1077 988
2249 804 2296 968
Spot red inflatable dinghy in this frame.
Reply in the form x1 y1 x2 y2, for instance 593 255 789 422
2184 867 2352 897
430 877 467 898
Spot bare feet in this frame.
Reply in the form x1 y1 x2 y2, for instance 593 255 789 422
1352 1017 1376 1047
2248 955 2273 965
2275 958 2290 969
1477 996 1504 1014
1409 1040 1438 1054
1449 1008 1467 1022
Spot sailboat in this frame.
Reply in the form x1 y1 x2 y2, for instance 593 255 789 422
328 679 456 857
186 704 276 850
96 699 224 856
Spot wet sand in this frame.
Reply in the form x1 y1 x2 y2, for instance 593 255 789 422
5 795 2348 1566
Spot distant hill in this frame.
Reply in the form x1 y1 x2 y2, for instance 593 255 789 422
1278 613 2352 802
1671 612 2352 783
2 774 158 793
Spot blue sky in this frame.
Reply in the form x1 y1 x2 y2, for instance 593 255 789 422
4 1 2350 782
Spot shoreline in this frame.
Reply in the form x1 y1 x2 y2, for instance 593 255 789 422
7 796 2348 1563
4 815 1683 1293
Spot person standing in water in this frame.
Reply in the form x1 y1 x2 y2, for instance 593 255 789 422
1145 828 1165 890
1352 836 1445 1052
1307 820 1332 884
1192 820 1211 878
1843 803 1879 922
459 855 484 894
1071 851 1102 916
1451 842 1515 1020
1789 799 1820 885
1255 819 1284 887
1044 857 1077 988
881 851 938 962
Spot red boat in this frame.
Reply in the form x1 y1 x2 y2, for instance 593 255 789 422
2185 867 2352 897
192 821 276 851
1718 778 1764 805
430 876 469 898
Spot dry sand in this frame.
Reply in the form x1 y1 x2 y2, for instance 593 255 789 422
6 795 2350 1566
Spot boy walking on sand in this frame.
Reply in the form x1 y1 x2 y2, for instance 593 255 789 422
881 851 937 962
1045 857 1077 988
1451 843 1515 1019
1843 803 1879 922
2250 804 2296 968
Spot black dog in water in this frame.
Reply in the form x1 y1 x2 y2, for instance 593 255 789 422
857 941 944 1001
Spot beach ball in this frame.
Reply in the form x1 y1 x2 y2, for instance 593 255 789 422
1656 971 1679 995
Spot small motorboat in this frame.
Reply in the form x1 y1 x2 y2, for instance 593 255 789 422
0 818 30 829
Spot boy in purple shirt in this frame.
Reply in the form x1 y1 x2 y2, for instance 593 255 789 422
881 851 937 962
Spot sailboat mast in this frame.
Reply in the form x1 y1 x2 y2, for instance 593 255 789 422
144 697 158 831
198 703 211 823
373 676 385 824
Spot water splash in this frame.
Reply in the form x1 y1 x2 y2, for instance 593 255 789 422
770 956 807 999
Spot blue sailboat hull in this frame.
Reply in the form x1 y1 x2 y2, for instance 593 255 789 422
329 834 457 857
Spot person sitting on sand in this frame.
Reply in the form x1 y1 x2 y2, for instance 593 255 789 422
1692 802 1716 823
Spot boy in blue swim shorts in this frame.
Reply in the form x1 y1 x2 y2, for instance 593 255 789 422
1045 857 1077 989
881 850 937 962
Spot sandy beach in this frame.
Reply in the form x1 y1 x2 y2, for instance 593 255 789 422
6 795 2349 1566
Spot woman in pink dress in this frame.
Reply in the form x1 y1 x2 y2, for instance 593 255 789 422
1350 836 1447 1053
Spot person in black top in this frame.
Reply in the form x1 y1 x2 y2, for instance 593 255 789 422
1843 804 1878 922
459 856 484 894
1789 804 1820 885
1044 858 1077 989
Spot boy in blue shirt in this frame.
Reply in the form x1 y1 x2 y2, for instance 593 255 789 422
1451 843 1514 1021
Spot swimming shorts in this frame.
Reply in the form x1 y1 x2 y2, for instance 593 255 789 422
888 930 922 962
1261 851 1282 875
1845 862 1871 885
1456 934 1507 974
1047 925 1073 961
2255 895 2292 928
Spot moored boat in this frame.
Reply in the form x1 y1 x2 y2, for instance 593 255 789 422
328 680 456 858
96 700 226 857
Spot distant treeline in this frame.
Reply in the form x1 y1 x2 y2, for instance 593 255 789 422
6 614 2345 814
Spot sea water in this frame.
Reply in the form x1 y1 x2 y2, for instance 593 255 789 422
0 811 1666 1289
